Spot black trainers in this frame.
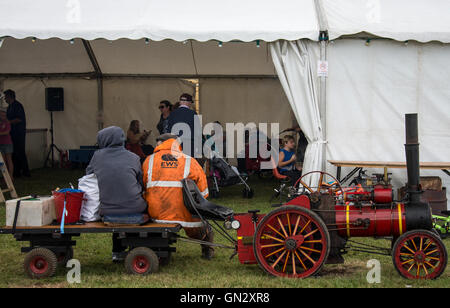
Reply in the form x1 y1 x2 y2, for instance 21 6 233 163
201 228 215 260
201 246 215 260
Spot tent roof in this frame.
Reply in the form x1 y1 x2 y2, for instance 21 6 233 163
1 0 449 46
0 38 277 76
323 0 450 43
0 0 319 42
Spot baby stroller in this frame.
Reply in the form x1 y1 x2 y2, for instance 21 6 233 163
208 152 254 199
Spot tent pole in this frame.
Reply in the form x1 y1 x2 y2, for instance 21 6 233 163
319 33 328 172
0 73 96 78
314 0 329 172
82 39 104 130
0 73 278 80
97 77 104 130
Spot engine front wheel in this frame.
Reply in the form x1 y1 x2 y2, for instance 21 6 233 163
392 230 448 280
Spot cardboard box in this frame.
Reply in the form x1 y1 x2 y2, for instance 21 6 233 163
6 196 56 227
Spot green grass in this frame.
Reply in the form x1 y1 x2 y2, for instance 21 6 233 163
0 168 449 288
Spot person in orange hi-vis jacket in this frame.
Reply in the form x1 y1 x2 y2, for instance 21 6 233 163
142 133 214 259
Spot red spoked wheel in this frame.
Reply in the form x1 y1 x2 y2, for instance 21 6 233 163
125 247 159 275
392 230 448 280
253 206 330 278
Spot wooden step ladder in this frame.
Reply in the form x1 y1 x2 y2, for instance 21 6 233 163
0 155 17 203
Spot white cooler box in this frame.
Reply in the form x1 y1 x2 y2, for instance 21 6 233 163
6 196 56 227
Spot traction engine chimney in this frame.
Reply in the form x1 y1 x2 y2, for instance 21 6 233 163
405 113 421 203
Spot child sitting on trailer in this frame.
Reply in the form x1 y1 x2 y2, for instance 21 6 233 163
278 135 302 186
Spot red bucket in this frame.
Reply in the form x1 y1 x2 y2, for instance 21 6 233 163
52 190 84 224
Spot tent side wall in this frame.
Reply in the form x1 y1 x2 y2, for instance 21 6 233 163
1 78 98 168
0 76 293 166
326 39 450 205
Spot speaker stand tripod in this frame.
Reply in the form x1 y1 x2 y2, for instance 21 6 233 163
44 111 62 168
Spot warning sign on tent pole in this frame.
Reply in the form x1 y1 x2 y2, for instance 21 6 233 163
317 60 328 77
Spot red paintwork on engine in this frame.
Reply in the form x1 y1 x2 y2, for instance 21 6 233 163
285 195 311 209
234 213 265 264
335 203 406 237
373 187 393 204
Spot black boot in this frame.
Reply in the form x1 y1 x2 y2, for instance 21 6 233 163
201 226 215 260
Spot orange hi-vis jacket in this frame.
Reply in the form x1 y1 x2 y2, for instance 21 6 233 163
142 138 209 228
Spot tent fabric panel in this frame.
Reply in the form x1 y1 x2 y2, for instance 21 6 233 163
199 78 293 128
0 0 319 42
323 0 450 43
89 39 276 76
102 78 195 145
91 39 197 75
192 41 276 76
326 39 450 204
270 40 323 186
0 38 93 73
1 78 98 150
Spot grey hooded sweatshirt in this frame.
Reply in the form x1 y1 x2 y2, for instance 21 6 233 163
86 126 147 216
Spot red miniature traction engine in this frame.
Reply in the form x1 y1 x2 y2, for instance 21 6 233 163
227 114 447 279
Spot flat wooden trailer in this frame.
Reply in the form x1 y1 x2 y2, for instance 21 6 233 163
0 222 181 278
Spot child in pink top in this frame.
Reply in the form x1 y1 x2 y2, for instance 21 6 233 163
0 108 14 177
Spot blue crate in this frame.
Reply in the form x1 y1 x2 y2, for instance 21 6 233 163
68 147 97 164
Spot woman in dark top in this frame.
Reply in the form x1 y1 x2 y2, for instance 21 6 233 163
156 100 172 134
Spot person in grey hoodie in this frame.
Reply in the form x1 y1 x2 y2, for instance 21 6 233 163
86 126 147 260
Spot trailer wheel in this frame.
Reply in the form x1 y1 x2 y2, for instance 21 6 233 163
125 247 159 275
24 248 58 279
392 230 448 280
159 252 172 267
55 247 74 266
253 206 330 278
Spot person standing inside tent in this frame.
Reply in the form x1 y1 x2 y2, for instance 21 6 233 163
157 100 172 134
3 89 30 177
167 93 202 160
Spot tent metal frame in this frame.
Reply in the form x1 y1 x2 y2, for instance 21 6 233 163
0 73 278 79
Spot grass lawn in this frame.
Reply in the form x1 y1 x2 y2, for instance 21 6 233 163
0 168 449 288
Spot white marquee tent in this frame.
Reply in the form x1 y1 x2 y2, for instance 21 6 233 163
0 0 449 203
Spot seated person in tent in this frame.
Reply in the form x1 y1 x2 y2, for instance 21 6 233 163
126 120 151 161
86 126 148 261
278 135 302 186
142 133 214 260
283 124 308 168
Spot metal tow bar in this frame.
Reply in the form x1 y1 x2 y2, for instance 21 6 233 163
176 235 235 250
